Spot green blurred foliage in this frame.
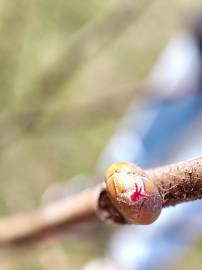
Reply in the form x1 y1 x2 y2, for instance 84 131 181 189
0 0 202 269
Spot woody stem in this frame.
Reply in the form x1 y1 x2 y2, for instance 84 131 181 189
147 157 202 207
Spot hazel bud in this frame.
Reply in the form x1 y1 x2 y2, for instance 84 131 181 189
104 162 162 225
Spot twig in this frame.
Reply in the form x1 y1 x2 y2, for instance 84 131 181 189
0 186 100 245
148 157 202 207
0 157 202 245
99 157 202 225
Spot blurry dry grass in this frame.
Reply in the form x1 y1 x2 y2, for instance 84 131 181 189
1 0 202 269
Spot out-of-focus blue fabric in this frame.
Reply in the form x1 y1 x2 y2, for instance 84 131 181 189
126 95 202 168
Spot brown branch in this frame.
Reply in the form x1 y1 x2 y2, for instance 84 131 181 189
0 157 202 245
99 157 202 225
0 186 100 245
148 157 202 207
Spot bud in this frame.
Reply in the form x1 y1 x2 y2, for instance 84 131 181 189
105 162 162 224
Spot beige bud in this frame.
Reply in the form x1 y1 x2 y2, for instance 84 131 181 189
105 162 162 225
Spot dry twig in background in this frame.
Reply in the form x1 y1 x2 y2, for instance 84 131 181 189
0 0 153 154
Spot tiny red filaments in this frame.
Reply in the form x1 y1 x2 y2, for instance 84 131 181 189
130 183 150 202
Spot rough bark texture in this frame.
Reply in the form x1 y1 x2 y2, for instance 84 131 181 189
148 157 202 207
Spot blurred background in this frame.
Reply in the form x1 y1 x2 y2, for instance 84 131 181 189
1 0 202 269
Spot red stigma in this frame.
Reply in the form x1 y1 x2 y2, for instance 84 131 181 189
130 184 150 201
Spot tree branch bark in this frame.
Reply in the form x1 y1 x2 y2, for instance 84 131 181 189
0 186 99 245
0 157 202 245
148 157 202 207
